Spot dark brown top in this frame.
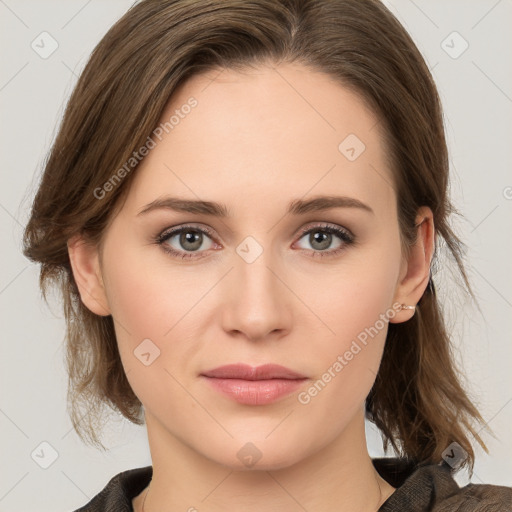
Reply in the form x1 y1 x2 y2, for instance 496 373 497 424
73 457 512 511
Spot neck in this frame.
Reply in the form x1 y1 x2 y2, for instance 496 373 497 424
135 409 395 512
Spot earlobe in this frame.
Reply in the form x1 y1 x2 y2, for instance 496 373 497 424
67 235 111 316
389 206 435 324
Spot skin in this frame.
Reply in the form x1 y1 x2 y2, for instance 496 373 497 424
68 62 434 512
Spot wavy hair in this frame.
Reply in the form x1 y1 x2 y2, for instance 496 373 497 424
22 0 490 474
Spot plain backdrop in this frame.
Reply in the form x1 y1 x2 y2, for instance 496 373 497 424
1 1 511 510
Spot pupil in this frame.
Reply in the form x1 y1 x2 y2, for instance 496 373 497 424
181 230 202 251
311 231 331 250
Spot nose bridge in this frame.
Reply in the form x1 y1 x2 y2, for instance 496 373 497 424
222 234 290 338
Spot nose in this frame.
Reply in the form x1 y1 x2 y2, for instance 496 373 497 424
220 243 293 343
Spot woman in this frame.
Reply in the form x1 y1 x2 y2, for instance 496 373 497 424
22 0 512 510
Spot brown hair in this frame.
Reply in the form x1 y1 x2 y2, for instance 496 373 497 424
22 0 491 473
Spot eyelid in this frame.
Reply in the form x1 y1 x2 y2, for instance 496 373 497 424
157 222 353 243
295 222 354 240
157 223 218 243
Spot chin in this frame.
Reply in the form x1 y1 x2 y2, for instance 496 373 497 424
204 438 309 472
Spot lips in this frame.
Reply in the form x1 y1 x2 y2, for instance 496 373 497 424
200 363 308 405
200 363 307 380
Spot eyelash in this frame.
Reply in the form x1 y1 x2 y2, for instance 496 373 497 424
154 223 355 260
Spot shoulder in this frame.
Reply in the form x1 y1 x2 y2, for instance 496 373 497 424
432 481 512 512
72 465 153 512
374 457 512 512
413 462 512 512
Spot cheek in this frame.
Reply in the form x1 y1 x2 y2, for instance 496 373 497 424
98 241 226 401
101 263 191 408
98 242 186 374
296 275 396 427
310 276 392 387
300 236 401 395
101 240 205 341
310 241 400 345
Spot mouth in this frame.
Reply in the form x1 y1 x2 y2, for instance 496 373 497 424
200 363 309 405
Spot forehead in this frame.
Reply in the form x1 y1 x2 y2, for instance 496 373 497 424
126 63 395 216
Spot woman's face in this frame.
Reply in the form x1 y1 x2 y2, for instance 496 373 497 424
85 63 413 469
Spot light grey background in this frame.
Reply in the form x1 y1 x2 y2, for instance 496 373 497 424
1 1 511 510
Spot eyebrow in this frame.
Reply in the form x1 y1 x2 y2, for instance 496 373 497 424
137 195 374 217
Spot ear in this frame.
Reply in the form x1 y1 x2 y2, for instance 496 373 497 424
390 206 435 323
67 235 111 316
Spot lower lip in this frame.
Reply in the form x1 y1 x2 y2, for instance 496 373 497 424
202 377 307 405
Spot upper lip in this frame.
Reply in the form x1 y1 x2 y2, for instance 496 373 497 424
201 363 307 380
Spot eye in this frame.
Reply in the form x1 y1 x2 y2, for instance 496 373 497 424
154 222 355 260
293 223 355 258
156 224 218 259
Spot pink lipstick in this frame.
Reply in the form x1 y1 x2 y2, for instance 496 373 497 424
200 363 308 405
